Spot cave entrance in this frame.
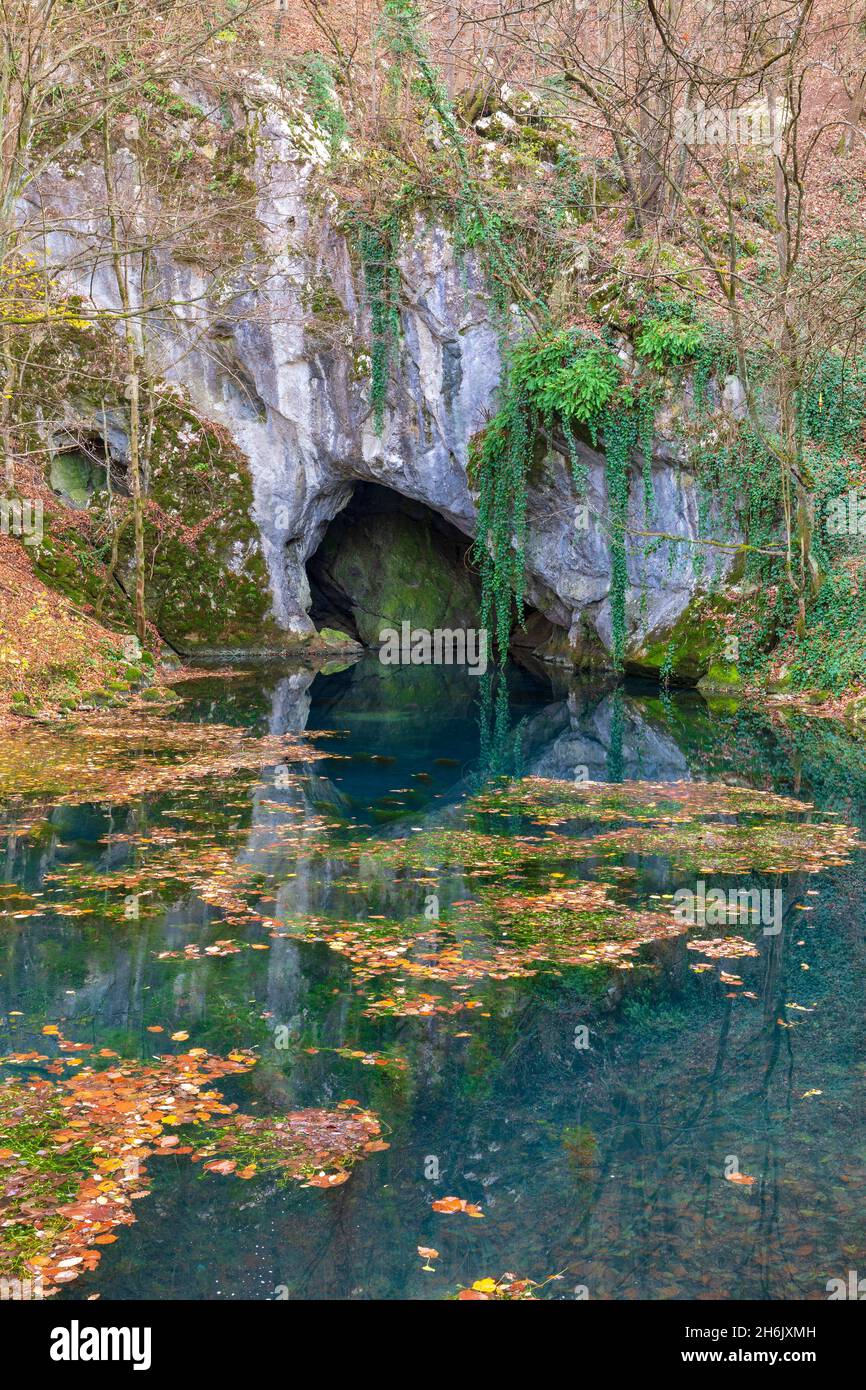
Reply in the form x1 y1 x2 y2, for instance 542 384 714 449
49 430 130 510
307 482 564 664
307 482 481 646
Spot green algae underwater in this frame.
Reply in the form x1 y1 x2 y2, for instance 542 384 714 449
1 658 866 1301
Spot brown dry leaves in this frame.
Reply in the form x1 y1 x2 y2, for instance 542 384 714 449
0 710 317 812
0 1048 383 1296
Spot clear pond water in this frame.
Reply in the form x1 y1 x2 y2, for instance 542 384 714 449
2 659 866 1300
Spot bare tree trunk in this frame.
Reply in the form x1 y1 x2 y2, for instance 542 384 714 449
125 338 146 643
840 70 866 152
102 100 147 643
1 317 16 490
444 1 457 97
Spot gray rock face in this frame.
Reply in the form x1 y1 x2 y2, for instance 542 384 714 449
20 94 739 671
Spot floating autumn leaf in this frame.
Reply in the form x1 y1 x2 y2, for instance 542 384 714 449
170 1031 190 1042
432 1196 484 1218
455 1273 544 1300
303 1171 351 1188
726 1172 756 1185
431 1195 463 1213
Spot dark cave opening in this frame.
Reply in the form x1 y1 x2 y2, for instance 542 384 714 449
49 431 129 509
306 481 563 659
307 482 481 645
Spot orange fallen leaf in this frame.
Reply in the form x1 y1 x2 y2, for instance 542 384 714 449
203 1159 237 1175
432 1195 484 1218
431 1196 463 1213
304 1170 351 1187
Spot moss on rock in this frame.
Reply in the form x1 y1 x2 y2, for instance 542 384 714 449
628 595 735 685
126 405 285 657
697 661 743 697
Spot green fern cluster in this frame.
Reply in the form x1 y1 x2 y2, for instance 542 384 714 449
510 332 620 430
635 314 704 371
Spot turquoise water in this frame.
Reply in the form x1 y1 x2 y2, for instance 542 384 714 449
2 659 866 1300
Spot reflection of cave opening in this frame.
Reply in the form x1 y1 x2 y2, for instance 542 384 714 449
306 481 557 657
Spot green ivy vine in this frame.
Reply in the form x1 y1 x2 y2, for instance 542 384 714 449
356 214 401 433
472 330 658 669
602 396 637 669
